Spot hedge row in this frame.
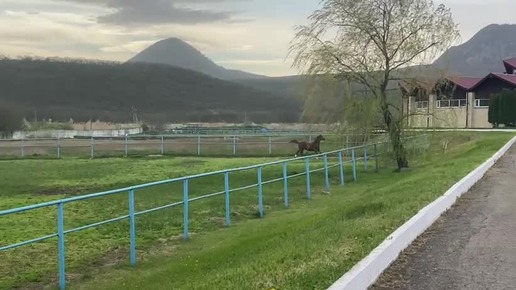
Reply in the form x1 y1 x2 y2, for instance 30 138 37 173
488 89 516 127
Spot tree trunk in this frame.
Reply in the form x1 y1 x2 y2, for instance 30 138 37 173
382 106 409 170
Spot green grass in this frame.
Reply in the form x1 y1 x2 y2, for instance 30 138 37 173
0 132 512 290
1 146 374 289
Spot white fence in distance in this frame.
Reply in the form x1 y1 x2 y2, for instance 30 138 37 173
0 134 374 158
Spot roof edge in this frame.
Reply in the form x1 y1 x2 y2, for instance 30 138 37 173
469 72 516 91
445 76 483 91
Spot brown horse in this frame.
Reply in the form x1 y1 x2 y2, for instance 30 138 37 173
290 134 326 157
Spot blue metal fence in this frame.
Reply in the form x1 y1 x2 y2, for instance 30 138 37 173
0 142 383 290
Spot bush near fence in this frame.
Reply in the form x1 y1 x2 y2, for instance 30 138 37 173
0 134 427 290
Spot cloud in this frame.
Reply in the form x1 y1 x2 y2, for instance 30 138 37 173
0 10 112 44
0 0 299 75
100 40 158 53
56 0 249 25
0 9 138 61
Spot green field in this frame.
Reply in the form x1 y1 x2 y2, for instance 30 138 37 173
0 131 512 290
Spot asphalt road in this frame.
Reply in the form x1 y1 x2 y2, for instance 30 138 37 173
370 144 516 290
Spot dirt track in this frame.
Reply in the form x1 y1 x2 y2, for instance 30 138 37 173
0 136 348 157
371 144 516 290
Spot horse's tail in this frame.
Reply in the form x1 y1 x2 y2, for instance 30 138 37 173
289 139 299 144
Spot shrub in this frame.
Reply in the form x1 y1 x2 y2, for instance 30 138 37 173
488 89 516 127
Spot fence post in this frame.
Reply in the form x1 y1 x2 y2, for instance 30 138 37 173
128 188 137 266
57 202 66 290
374 143 379 173
364 147 368 172
352 148 357 181
183 179 189 241
57 137 61 159
309 135 312 143
257 166 264 218
197 135 201 156
20 138 25 158
224 172 231 226
160 135 164 155
305 158 311 199
338 151 345 186
232 136 236 155
383 141 388 168
124 135 128 157
323 154 330 193
268 136 272 155
90 136 95 159
283 161 289 208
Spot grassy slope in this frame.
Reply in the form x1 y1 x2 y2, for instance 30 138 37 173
62 132 513 290
0 132 512 289
0 156 289 288
1 149 372 289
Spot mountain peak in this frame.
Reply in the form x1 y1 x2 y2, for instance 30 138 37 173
161 37 185 42
127 37 264 80
478 23 516 32
155 37 193 47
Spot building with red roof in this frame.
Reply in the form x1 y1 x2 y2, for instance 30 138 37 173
407 58 516 128
446 76 483 91
470 73 516 103
433 76 483 101
503 58 516 74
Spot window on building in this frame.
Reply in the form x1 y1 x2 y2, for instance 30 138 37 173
415 101 428 109
474 99 489 108
436 99 467 108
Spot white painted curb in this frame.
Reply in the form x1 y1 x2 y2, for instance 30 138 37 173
327 136 516 290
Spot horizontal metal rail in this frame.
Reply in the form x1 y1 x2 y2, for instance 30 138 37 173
0 144 379 216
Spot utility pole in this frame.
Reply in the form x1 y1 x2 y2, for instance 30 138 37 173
131 107 139 124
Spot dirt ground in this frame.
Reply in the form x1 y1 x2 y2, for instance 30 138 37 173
370 144 516 290
0 136 346 157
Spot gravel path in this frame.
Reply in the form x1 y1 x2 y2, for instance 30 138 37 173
370 144 516 290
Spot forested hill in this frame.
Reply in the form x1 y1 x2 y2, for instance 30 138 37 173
0 58 302 123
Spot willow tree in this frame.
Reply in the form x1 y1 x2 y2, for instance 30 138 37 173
289 0 459 170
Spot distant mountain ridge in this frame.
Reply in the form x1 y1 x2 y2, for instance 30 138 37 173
241 24 516 97
127 25 516 81
433 24 516 77
3 24 515 124
127 38 265 80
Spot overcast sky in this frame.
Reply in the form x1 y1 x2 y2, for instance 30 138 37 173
0 0 514 76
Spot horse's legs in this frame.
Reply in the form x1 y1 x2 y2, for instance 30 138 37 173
294 147 301 157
